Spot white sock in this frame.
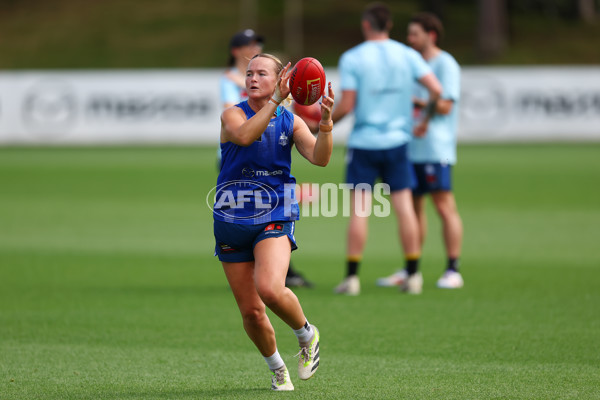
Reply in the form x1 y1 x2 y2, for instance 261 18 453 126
293 321 314 345
264 349 285 371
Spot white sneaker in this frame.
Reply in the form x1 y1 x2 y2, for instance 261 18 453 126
297 325 320 380
401 272 423 294
376 269 408 287
270 365 294 391
333 275 360 295
436 270 464 289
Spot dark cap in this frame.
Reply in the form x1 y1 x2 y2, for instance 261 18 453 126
229 29 264 49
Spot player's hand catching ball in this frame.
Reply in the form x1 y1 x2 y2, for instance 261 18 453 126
319 82 335 129
273 62 292 103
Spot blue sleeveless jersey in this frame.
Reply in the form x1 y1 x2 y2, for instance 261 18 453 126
213 101 300 225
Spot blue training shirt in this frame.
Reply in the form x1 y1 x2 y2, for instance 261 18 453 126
213 101 299 225
338 39 432 150
408 50 461 165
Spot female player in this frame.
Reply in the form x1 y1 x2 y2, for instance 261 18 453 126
220 29 315 288
214 53 334 391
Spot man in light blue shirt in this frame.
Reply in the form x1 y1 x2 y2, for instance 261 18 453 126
332 3 442 295
379 12 464 290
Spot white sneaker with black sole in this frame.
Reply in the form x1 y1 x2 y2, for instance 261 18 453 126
333 275 360 295
401 271 423 294
270 365 294 391
297 325 320 380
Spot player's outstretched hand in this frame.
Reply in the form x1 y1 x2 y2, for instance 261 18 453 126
274 62 292 102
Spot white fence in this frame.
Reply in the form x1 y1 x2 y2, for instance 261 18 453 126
459 67 600 142
1 67 599 145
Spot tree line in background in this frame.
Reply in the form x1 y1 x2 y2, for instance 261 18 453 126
262 0 599 64
0 0 598 68
473 0 598 60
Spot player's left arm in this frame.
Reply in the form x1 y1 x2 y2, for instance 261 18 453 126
294 83 335 167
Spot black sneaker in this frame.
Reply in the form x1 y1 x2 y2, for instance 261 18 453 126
285 272 314 288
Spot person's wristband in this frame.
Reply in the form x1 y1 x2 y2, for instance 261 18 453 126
319 121 333 133
425 100 437 119
269 97 280 106
271 93 284 104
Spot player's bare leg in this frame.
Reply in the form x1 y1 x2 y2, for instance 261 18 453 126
347 189 372 257
255 236 320 381
253 236 307 330
222 261 277 357
390 189 421 256
390 189 423 293
431 191 462 259
431 190 464 288
376 190 422 289
334 189 372 295
412 194 428 248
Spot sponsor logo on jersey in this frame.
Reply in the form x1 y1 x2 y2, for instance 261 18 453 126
241 167 283 177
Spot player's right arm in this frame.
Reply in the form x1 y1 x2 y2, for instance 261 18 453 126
220 104 277 146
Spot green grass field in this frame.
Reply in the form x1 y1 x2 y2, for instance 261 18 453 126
1 144 599 399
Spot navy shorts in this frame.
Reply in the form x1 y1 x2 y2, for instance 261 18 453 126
412 163 453 195
345 144 415 192
213 220 298 263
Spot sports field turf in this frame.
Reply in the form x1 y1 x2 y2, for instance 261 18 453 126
1 144 599 399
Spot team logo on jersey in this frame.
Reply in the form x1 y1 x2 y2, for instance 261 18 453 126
278 132 288 147
242 167 255 178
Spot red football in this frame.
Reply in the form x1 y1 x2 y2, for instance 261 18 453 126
289 57 326 106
